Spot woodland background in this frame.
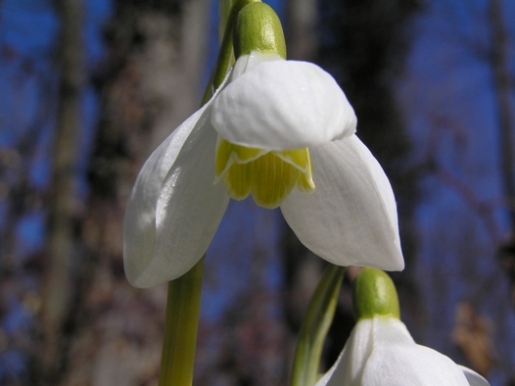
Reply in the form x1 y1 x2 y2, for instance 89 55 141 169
0 0 514 385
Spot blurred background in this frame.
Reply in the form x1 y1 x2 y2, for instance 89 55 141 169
0 0 514 384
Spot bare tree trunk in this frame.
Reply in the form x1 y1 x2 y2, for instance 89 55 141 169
56 1 210 384
40 0 83 384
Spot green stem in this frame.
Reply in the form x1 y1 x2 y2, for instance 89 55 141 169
158 259 204 386
290 264 346 386
219 0 235 40
202 0 261 104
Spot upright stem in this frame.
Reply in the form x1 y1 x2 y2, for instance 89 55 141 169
219 0 236 40
290 265 345 386
158 260 204 386
202 0 261 103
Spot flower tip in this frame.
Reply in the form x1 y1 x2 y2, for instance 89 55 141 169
376 237 405 272
353 268 400 320
390 251 405 271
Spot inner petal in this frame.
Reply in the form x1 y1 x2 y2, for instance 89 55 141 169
249 152 300 209
275 149 315 192
215 138 315 208
215 138 267 181
224 161 252 200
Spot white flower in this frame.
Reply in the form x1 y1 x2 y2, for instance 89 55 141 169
123 51 404 288
316 317 490 386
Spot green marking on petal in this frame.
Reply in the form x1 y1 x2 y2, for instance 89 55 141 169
296 172 315 193
249 152 299 208
215 138 233 177
215 138 315 208
275 149 315 193
225 162 252 200
215 138 268 180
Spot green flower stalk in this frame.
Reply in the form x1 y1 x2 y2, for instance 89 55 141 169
290 265 345 386
203 0 262 103
219 0 235 39
158 261 203 386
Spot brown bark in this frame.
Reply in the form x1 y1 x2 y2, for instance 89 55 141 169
40 0 84 383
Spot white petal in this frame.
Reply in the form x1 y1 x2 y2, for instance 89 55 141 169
123 104 229 288
459 366 490 386
153 118 229 284
124 106 205 286
323 318 471 386
314 368 335 386
211 60 356 150
322 319 376 386
359 318 470 386
281 135 404 271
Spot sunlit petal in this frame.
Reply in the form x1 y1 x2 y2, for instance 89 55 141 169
153 120 229 287
124 106 207 287
319 318 482 386
281 135 404 271
123 105 229 288
359 319 470 386
324 319 377 386
211 58 356 150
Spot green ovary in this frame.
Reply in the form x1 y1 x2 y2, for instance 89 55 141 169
215 138 315 209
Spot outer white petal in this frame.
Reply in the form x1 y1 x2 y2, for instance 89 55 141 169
123 104 229 288
210 59 356 150
314 367 335 386
459 366 490 386
321 318 478 386
281 134 404 271
360 318 470 386
319 319 376 386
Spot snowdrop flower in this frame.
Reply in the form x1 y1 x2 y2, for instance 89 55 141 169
123 3 404 288
316 268 490 386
